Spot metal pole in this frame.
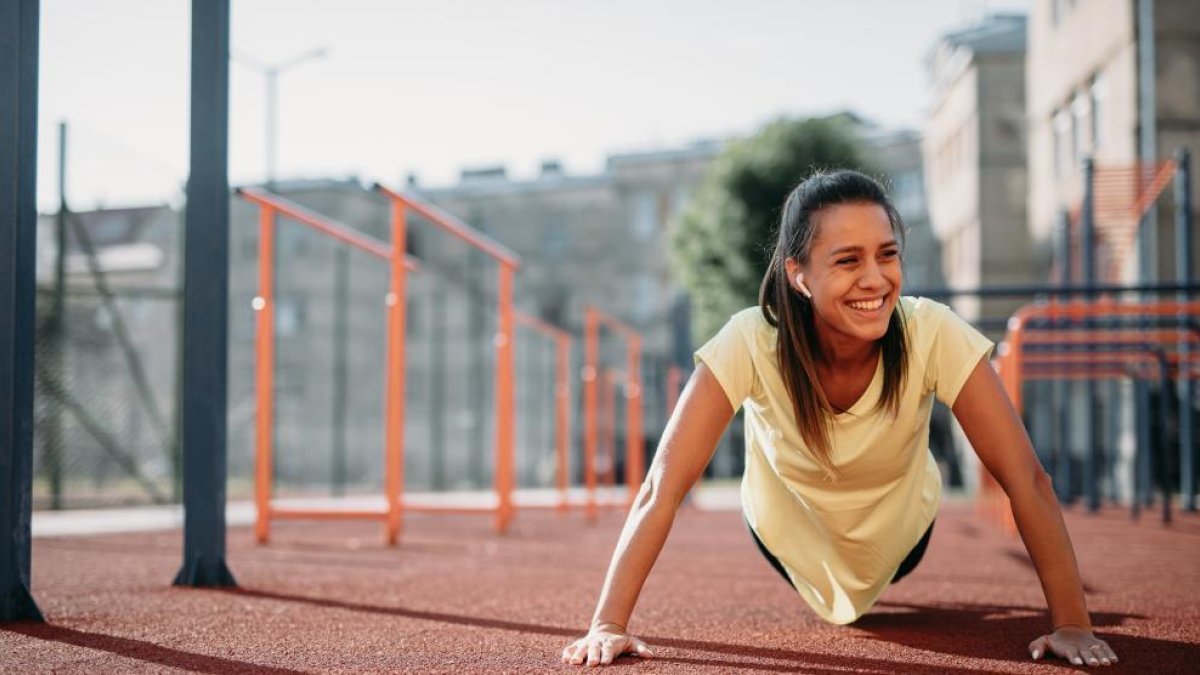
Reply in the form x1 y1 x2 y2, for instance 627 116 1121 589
252 207 275 545
584 308 598 522
0 0 44 623
331 247 348 497
1138 0 1158 285
555 335 570 513
383 199 407 545
1175 148 1194 511
174 0 236 587
1082 158 1099 512
494 263 514 533
1155 353 1173 524
626 337 644 506
47 121 68 510
1054 211 1074 503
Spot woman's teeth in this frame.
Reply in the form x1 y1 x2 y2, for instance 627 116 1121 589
848 298 884 311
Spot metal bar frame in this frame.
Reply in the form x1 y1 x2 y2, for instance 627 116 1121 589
237 189 418 545
375 184 522 534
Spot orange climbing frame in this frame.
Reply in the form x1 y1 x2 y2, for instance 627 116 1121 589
984 297 1200 533
375 183 523 534
583 306 645 521
513 310 573 514
238 188 421 545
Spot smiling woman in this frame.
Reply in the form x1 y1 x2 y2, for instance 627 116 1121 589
560 170 1120 669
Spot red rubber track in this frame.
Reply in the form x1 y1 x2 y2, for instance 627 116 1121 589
3 500 1198 673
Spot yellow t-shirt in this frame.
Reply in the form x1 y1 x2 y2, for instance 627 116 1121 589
693 296 994 625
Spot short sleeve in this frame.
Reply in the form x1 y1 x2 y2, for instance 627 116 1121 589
693 312 758 412
923 302 995 407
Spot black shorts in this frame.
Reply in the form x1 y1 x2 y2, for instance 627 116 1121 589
746 518 935 588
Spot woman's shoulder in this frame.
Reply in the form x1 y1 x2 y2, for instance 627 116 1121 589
728 306 776 339
899 295 955 330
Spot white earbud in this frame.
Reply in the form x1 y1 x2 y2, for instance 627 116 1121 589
794 273 813 299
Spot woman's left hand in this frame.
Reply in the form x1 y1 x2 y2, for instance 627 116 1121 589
1029 626 1118 667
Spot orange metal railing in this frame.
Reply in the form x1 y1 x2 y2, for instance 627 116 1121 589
513 310 573 513
374 183 523 534
583 306 645 521
985 298 1200 533
237 188 421 545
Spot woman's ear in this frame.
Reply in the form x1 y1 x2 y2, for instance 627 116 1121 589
794 273 813 299
784 259 813 299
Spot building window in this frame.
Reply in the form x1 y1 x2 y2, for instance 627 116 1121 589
1090 73 1107 150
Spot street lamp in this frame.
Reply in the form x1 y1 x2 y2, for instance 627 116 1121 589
233 46 328 185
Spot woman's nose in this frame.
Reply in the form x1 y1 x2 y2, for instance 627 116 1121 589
858 261 886 288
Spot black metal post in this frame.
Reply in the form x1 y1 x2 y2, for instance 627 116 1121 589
1081 158 1099 512
174 0 235 588
1132 379 1149 519
1054 210 1074 503
1176 148 1195 512
46 121 68 510
0 0 44 622
1155 353 1173 525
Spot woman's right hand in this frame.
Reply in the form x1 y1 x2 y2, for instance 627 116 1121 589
560 625 654 667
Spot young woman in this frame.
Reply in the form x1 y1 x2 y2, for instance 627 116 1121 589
560 170 1119 668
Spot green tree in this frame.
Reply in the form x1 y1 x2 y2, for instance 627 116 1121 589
670 115 878 343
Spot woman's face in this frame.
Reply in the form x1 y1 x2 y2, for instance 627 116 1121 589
786 202 902 346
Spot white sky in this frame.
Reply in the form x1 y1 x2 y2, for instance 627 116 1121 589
36 0 1029 212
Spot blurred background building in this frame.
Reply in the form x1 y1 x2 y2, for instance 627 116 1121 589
924 12 1032 332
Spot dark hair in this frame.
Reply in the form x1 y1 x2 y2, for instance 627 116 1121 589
757 169 909 482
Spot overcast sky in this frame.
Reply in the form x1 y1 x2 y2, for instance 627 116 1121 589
36 0 1029 211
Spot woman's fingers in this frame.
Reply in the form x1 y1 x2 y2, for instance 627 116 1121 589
631 637 655 658
1028 635 1048 659
568 642 585 665
561 634 655 667
1092 639 1118 664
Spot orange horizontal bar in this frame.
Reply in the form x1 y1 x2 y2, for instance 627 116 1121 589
1022 353 1199 365
1021 330 1199 346
268 508 389 521
401 505 498 515
514 310 572 341
239 188 421 271
1010 300 1200 330
1024 370 1198 381
374 183 521 267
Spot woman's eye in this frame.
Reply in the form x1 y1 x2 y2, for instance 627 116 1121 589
882 250 899 259
837 258 855 265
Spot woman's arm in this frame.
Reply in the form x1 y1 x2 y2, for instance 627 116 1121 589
562 363 735 667
952 356 1118 667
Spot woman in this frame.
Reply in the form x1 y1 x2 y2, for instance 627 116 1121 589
560 170 1119 668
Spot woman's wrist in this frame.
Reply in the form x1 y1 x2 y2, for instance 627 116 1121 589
1053 622 1093 633
590 621 627 634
